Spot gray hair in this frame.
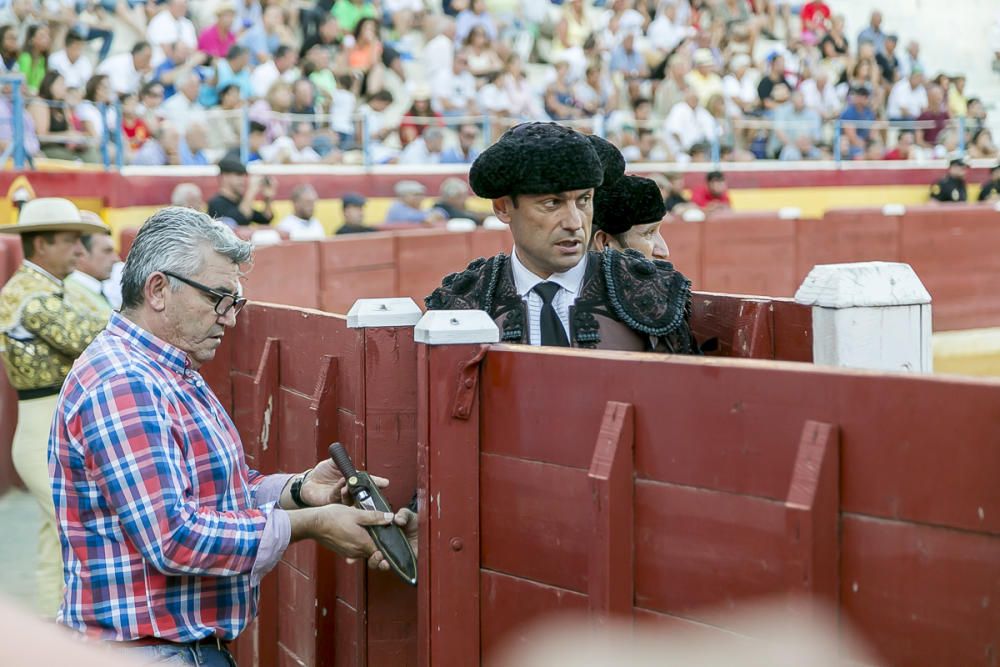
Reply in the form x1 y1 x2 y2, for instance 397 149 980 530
121 207 253 311
440 177 468 198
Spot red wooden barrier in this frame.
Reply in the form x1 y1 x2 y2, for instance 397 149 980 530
418 345 1000 666
0 237 24 494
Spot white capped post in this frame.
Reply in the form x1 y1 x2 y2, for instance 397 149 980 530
347 298 423 328
414 310 499 345
795 262 932 373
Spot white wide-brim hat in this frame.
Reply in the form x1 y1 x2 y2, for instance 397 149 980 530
0 197 110 235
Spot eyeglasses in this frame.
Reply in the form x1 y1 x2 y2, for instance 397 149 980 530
162 270 247 317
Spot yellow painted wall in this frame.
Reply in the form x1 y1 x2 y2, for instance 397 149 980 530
933 329 1000 378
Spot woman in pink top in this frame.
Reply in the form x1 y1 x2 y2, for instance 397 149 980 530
198 2 240 59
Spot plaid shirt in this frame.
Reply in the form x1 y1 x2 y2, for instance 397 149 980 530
50 313 287 642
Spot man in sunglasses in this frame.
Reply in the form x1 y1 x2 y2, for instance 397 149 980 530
49 207 407 665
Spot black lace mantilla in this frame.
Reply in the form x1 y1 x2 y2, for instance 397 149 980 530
425 250 692 347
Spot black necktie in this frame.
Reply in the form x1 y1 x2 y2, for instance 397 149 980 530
533 282 569 347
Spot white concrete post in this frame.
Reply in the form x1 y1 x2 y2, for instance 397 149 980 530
794 262 933 373
414 310 499 345
346 297 423 328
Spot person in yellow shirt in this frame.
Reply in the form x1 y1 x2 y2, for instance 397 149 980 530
0 198 109 618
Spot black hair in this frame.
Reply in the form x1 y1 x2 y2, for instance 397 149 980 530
23 24 49 57
707 170 725 182
275 44 293 60
139 81 164 98
131 40 151 56
84 74 108 102
249 120 267 134
368 89 393 104
21 231 56 260
226 44 248 61
632 97 652 110
354 17 379 40
38 70 63 101
65 32 85 47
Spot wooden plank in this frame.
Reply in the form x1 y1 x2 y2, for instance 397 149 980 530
362 326 419 667
396 230 476 305
770 299 813 363
841 515 1000 666
701 217 798 297
689 292 774 359
321 268 399 315
480 453 591 593
634 480 792 622
587 401 635 619
244 242 321 310
660 221 703 289
479 570 589 661
417 343 483 667
797 212 901 286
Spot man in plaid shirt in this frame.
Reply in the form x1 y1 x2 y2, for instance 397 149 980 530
49 207 413 665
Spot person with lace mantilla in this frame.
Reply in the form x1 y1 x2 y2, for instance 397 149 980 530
0 198 110 618
425 123 696 353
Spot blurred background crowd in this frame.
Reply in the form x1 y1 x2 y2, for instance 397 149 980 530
0 0 999 168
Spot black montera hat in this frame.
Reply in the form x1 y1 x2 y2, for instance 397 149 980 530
587 134 627 190
469 123 607 199
593 175 666 236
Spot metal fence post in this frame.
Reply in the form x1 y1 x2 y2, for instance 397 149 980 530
480 115 491 144
99 103 111 169
240 106 250 164
710 135 721 166
11 79 25 170
362 112 372 169
833 120 842 164
957 116 966 155
114 100 124 170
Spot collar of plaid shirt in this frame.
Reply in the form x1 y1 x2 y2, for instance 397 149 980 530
51 312 276 642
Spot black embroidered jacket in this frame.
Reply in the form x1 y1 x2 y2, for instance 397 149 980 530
425 249 697 353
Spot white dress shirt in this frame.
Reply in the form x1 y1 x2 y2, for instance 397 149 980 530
49 50 93 90
510 247 587 346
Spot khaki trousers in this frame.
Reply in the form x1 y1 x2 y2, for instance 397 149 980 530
10 394 62 619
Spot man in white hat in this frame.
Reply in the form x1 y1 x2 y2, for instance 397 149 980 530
0 197 109 618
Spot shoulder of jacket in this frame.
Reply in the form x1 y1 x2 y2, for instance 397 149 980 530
424 254 506 311
600 248 691 336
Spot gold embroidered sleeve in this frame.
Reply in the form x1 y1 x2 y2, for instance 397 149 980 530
21 294 107 357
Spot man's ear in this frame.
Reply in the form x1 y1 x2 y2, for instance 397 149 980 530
492 196 513 224
144 272 171 313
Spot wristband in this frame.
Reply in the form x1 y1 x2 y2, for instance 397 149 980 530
289 468 312 508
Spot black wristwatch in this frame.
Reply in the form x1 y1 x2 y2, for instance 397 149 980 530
289 468 313 508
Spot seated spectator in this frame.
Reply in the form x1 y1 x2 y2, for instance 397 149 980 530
876 35 901 84
721 54 758 118
251 45 299 99
840 86 876 159
147 0 197 65
685 48 722 107
496 54 545 120
170 182 206 211
301 15 344 59
204 83 244 152
0 89 40 159
98 41 152 96
17 24 50 92
856 9 885 53
779 134 822 161
575 63 617 118
929 156 968 203
241 5 290 64
29 71 100 163
119 92 151 153
655 172 691 213
203 45 253 106
647 2 693 56
757 53 791 111
198 2 241 59
915 84 950 148
799 0 831 44
948 74 968 118
153 41 206 100
333 0 378 34
261 121 325 163
899 39 924 78
544 59 584 120
819 14 849 61
399 85 443 146
355 89 398 163
768 90 821 159
441 124 481 164
863 137 886 161
0 25 19 76
131 123 182 166
977 163 1000 202
330 74 358 146
290 78 319 120
799 68 841 121
76 75 117 144
160 71 208 132
49 32 93 91
455 0 498 43
424 15 456 74
336 193 373 235
207 156 275 226
179 122 209 166
433 52 479 118
461 26 503 83
385 180 445 224
278 184 326 239
432 177 486 223
690 171 731 211
346 17 385 96
622 128 670 162
610 31 650 81
887 69 926 121
664 88 716 158
968 128 999 160
399 126 444 164
883 130 916 160
303 45 337 110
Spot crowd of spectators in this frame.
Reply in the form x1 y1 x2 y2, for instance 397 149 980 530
0 0 996 167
